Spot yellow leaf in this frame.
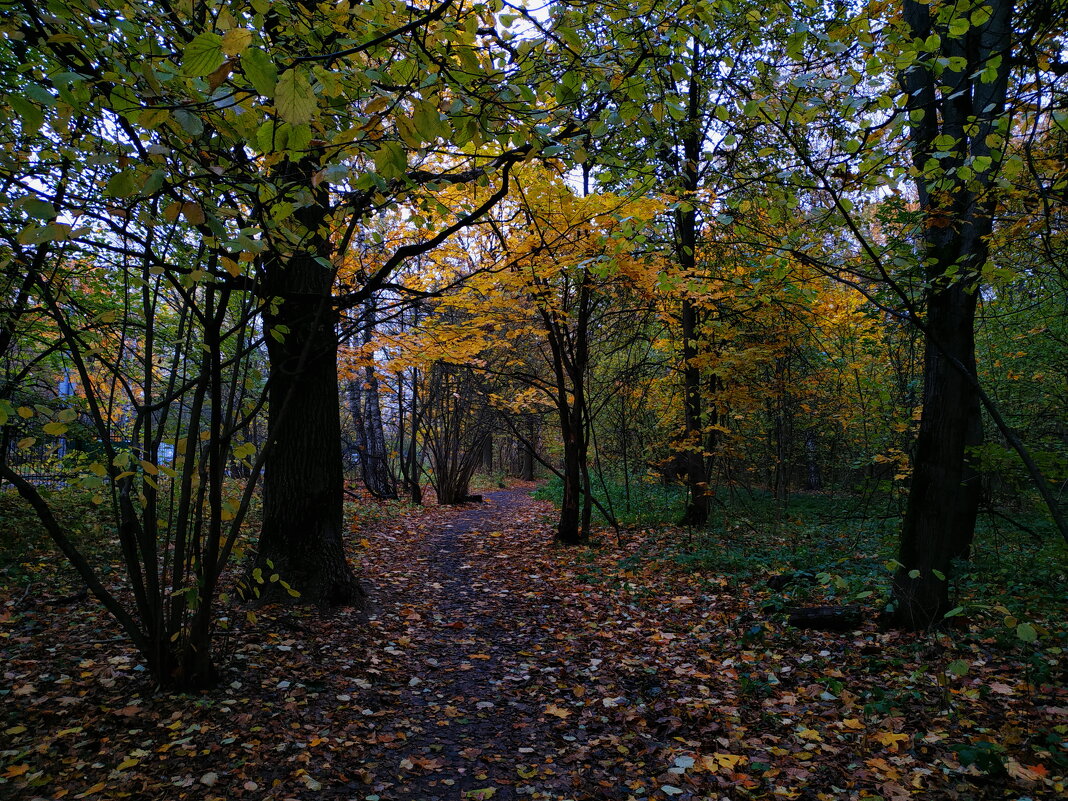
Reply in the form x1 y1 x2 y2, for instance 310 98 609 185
139 460 159 475
181 202 206 225
709 752 747 771
544 703 571 718
221 28 252 57
3 764 30 778
873 731 909 751
842 718 865 730
163 200 182 222
17 406 34 418
117 757 139 770
798 728 823 741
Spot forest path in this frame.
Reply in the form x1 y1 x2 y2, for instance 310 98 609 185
332 487 620 801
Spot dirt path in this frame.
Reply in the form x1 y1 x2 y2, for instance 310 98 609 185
337 488 600 800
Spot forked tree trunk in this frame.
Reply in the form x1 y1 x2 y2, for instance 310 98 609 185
892 0 1008 628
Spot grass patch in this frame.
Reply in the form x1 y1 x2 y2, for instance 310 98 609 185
533 474 687 528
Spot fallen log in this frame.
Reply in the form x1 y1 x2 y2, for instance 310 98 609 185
786 605 863 631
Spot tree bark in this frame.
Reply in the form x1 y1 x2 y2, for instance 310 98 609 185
356 297 397 499
894 283 981 627
892 0 1009 628
677 44 712 527
254 156 363 607
520 415 536 481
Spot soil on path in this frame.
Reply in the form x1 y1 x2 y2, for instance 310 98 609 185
335 487 643 800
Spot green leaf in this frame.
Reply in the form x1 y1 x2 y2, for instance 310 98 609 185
373 141 407 180
275 68 316 125
17 224 56 245
105 170 138 198
142 169 166 197
22 198 57 220
948 17 969 37
173 109 204 136
395 113 420 148
9 96 43 134
970 6 992 26
946 659 970 677
413 99 443 143
42 422 68 436
108 84 141 118
1016 622 1037 643
943 605 964 618
242 47 277 97
184 33 225 78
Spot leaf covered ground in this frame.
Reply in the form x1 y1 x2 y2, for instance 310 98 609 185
1 487 1066 800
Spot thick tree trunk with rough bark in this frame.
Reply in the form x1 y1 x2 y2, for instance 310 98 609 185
894 283 981 627
253 156 363 607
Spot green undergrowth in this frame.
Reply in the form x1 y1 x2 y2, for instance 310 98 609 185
534 474 687 528
0 487 114 577
344 491 418 533
538 474 1067 640
0 481 267 589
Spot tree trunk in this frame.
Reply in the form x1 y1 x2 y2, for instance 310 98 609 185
892 0 1008 628
894 283 980 627
805 430 822 491
405 368 424 504
677 47 711 527
358 297 397 498
558 418 584 544
520 415 536 481
254 156 363 607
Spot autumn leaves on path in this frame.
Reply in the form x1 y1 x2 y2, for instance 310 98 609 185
353 487 711 799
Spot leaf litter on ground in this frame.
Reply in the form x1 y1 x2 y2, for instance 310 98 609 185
1 486 1065 799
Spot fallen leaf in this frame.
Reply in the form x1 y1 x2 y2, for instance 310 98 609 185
873 732 909 751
